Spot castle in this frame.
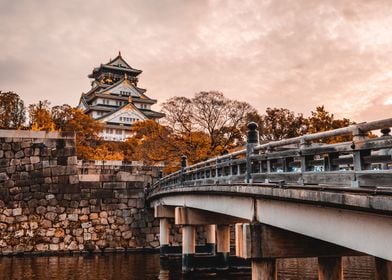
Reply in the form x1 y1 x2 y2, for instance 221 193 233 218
78 52 164 141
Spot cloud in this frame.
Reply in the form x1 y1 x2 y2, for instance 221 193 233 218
1 0 392 122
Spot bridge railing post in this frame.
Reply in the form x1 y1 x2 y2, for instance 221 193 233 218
298 138 311 185
380 128 391 170
181 155 187 184
246 122 260 183
351 128 369 187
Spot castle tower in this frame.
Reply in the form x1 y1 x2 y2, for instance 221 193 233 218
78 52 164 141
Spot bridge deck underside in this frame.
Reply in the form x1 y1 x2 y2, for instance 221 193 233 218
150 185 392 261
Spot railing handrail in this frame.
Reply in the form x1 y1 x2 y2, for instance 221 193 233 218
154 117 392 189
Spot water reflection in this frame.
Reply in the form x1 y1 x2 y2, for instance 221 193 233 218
0 253 160 280
0 253 375 280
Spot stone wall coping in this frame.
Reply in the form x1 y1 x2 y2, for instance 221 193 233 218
0 129 75 139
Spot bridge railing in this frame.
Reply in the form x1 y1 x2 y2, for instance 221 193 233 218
154 118 392 192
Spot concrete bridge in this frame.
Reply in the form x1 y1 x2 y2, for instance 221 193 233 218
148 118 392 279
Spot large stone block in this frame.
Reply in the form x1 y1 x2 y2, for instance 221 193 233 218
103 182 126 189
12 208 22 216
5 151 14 159
14 151 24 159
45 212 57 221
0 159 10 167
69 175 79 185
30 156 40 164
91 189 114 199
51 166 68 176
67 214 78 222
0 173 9 182
78 174 100 182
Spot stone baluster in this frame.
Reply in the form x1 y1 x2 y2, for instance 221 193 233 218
380 128 391 170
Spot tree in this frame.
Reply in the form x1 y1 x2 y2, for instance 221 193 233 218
307 106 353 143
161 91 256 156
62 108 104 159
161 96 193 133
252 108 307 142
175 131 211 165
126 120 177 170
28 100 55 131
0 91 26 129
90 142 124 160
51 104 74 130
124 120 211 173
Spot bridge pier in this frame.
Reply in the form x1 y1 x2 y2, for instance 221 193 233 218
159 218 170 255
317 257 343 280
216 225 230 269
154 205 175 257
236 222 364 280
205 224 216 255
174 206 248 272
235 223 243 257
251 259 277 280
182 225 196 272
375 258 392 280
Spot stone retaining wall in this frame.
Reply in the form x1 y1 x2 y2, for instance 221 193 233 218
0 130 163 255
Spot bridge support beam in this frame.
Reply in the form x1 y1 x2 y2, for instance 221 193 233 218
216 225 230 269
205 224 216 255
317 257 343 280
182 225 196 273
251 259 277 280
375 258 392 280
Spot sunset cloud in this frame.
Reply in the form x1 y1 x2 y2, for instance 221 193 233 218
1 0 392 122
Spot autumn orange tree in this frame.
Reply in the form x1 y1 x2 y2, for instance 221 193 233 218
26 102 109 160
50 105 107 160
124 120 211 173
28 100 55 131
247 105 354 144
307 106 353 143
124 120 177 172
0 91 26 129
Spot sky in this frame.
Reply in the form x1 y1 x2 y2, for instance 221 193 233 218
1 0 392 122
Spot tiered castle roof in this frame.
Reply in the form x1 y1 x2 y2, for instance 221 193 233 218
78 52 164 140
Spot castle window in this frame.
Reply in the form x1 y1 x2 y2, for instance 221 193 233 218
120 91 131 96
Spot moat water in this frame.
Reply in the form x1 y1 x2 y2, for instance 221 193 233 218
0 253 376 280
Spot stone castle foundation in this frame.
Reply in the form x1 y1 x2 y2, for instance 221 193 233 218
0 130 171 255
